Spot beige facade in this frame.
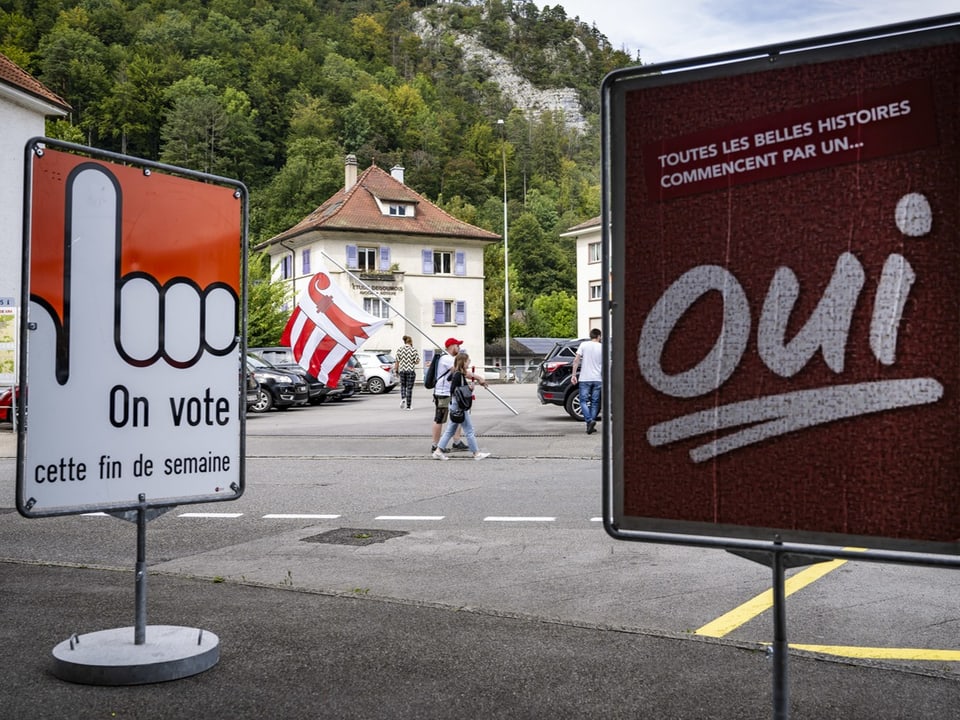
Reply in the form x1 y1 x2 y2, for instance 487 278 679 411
561 215 603 339
256 158 500 362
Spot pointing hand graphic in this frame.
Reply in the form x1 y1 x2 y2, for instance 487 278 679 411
21 147 244 516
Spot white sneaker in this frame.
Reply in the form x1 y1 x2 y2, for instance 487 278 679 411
473 452 490 461
432 448 449 461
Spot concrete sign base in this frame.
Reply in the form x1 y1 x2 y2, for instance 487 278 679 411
51 625 219 685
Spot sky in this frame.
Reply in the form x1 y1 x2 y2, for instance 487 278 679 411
553 1 959 65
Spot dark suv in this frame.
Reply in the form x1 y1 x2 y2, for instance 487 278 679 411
249 346 334 404
246 353 309 412
537 338 598 421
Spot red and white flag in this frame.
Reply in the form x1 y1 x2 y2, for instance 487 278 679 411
281 266 387 386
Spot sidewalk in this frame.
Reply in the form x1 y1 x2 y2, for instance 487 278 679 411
1 562 957 720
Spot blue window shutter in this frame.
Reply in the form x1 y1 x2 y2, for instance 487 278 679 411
455 250 466 276
455 300 466 325
380 246 391 272
433 300 445 324
346 245 358 269
422 249 433 274
302 249 311 275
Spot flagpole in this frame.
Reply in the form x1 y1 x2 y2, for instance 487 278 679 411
320 251 439 350
319 251 519 416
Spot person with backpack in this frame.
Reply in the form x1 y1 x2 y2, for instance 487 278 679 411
433 351 489 461
429 338 485 454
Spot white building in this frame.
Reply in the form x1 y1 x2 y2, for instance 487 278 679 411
560 215 602 338
0 53 70 387
256 155 501 366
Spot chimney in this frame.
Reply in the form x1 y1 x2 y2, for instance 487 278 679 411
390 165 405 184
345 154 358 191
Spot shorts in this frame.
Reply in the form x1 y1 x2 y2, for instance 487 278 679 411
433 394 450 424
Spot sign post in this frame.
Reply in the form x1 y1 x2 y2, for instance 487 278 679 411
17 139 247 684
602 15 960 718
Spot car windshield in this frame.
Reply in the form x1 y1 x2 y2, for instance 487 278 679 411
247 353 273 369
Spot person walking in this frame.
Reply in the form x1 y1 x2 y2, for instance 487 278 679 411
431 338 472 453
570 328 602 434
433 351 489 460
394 335 419 409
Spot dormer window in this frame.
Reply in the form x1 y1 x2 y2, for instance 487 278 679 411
388 203 412 217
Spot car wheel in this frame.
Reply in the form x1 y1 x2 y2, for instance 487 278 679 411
564 389 584 421
367 376 385 394
250 388 274 413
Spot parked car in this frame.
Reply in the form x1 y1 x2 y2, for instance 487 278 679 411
479 365 515 382
246 353 309 413
537 339 599 421
245 368 260 411
336 355 364 400
354 351 397 394
249 346 330 404
0 386 18 424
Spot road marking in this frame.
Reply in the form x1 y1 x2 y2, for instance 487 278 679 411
262 514 341 519
178 512 244 518
696 558 847 637
788 644 960 661
483 516 556 522
375 515 445 520
696 549 960 663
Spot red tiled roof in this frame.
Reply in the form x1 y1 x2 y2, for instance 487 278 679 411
0 52 70 112
264 164 501 247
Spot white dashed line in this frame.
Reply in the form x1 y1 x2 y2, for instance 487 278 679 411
483 516 556 522
81 511 596 523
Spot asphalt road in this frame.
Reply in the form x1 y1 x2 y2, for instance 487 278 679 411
1 383 958 718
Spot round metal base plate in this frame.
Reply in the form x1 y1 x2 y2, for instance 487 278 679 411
51 625 220 685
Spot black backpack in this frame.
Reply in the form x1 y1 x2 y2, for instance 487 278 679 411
423 352 448 389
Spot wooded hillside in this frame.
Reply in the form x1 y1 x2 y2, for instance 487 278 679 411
1 0 638 341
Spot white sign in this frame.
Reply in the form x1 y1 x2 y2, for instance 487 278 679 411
18 143 246 516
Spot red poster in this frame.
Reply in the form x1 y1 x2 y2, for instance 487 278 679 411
607 28 959 552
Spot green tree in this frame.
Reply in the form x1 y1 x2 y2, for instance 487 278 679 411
37 8 112 141
510 211 574 297
527 291 577 337
246 253 291 347
160 76 265 182
251 136 344 244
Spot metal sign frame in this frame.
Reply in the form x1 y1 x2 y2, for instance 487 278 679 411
601 15 960 568
16 139 248 517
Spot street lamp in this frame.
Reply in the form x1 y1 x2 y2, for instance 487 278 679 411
497 119 510 376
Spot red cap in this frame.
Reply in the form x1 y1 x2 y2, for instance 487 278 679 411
444 337 463 348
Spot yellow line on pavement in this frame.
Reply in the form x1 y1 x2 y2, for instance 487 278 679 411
694 548 960 662
789 644 960 661
695 558 847 638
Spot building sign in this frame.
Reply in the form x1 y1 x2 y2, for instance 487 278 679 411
17 141 247 517
604 20 959 554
